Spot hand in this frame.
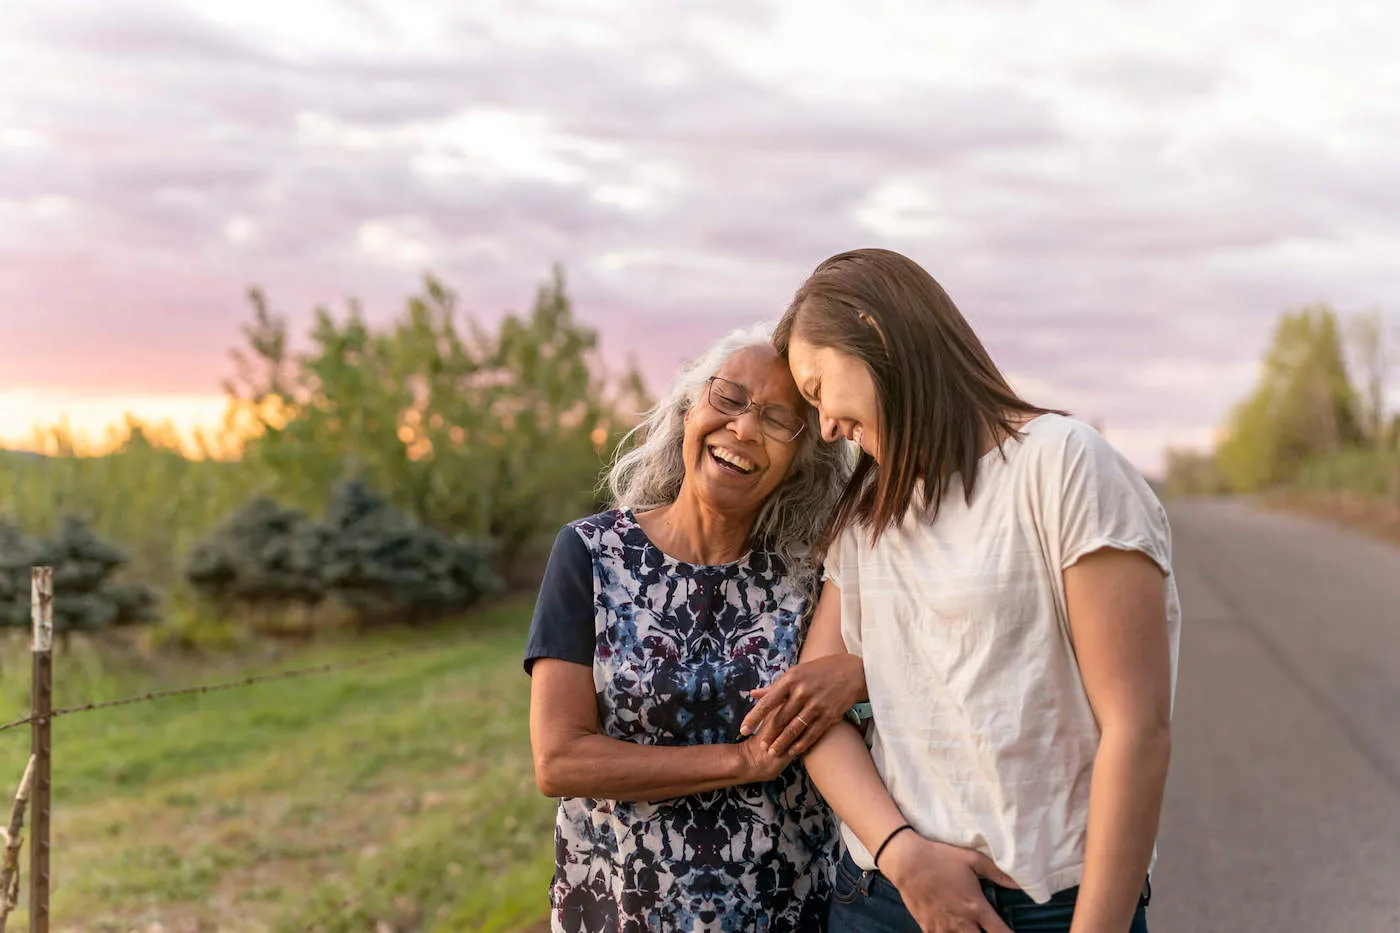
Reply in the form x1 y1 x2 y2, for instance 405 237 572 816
734 735 796 784
739 654 865 757
879 831 1019 933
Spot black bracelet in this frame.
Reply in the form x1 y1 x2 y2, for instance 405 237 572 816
873 823 914 868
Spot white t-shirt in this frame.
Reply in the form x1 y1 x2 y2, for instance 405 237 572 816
824 414 1181 903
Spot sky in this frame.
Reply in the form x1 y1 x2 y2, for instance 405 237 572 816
3 0 1400 474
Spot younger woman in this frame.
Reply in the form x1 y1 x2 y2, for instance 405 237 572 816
751 248 1179 933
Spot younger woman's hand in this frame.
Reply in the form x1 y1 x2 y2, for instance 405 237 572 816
740 653 866 757
879 832 1018 933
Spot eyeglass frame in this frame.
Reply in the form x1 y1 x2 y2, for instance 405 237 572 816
702 376 807 443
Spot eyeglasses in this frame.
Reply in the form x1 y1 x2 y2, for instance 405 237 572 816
704 376 807 443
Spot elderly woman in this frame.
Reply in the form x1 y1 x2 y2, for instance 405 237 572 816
524 324 852 932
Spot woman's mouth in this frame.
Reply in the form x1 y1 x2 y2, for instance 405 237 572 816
709 445 756 475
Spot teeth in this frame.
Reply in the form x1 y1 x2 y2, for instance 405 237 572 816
710 446 756 472
852 426 864 447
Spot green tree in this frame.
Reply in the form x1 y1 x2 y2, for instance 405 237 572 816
0 518 42 629
1162 447 1230 497
226 268 647 571
319 475 499 626
0 516 157 635
184 497 328 626
1346 309 1395 451
1216 305 1363 491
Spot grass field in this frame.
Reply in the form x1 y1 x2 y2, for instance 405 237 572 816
0 596 554 932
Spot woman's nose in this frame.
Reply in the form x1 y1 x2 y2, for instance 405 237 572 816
727 408 763 441
820 414 841 443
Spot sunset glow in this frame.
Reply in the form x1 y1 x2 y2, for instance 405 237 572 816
0 390 232 457
2 2 1398 475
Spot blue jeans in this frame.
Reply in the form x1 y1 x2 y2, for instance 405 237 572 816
828 851 1149 933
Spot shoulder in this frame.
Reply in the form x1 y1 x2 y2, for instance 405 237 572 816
560 509 630 551
1012 414 1129 474
1007 414 1162 505
566 508 627 535
1016 413 1103 452
1019 415 1166 520
821 523 865 586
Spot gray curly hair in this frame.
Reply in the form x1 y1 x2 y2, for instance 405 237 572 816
605 322 853 589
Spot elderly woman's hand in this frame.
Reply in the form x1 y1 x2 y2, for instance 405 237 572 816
739 653 866 757
735 734 798 784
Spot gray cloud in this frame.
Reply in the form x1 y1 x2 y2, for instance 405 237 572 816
4 1 1400 470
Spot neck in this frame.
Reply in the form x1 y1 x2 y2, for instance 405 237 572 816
637 485 756 566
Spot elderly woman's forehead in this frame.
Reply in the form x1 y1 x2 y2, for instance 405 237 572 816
713 346 800 400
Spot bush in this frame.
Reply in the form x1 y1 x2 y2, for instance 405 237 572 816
184 497 328 616
185 476 500 631
321 475 500 625
1293 448 1400 501
0 516 157 634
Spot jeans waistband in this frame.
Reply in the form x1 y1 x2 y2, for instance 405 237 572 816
978 875 1152 910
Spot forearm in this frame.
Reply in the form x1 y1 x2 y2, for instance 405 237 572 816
801 720 907 856
1071 725 1171 933
536 732 749 802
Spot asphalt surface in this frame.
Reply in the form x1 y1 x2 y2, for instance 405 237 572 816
1152 499 1400 932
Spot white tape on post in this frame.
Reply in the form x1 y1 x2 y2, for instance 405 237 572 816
31 567 53 653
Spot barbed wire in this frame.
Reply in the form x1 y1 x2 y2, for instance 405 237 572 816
0 638 467 735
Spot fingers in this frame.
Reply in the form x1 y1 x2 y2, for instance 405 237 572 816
739 680 787 736
755 696 796 748
768 703 820 757
915 915 978 933
968 854 1018 890
786 721 826 758
977 903 1013 933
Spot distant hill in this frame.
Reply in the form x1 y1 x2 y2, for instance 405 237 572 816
0 448 47 465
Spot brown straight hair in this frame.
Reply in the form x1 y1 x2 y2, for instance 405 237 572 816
773 248 1061 556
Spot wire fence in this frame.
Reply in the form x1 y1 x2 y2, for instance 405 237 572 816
0 567 485 932
0 642 454 736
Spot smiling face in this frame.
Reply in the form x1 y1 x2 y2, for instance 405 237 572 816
786 335 883 462
680 345 806 521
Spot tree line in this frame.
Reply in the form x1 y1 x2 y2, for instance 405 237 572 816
0 268 649 641
1166 305 1398 497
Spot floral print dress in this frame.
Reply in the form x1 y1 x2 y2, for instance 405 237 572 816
524 509 835 933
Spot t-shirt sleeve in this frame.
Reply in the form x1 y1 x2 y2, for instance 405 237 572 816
822 527 864 658
1056 423 1173 576
523 525 596 675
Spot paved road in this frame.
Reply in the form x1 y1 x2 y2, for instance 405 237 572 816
1153 499 1400 932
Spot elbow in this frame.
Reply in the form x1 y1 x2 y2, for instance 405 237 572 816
533 745 576 798
1102 717 1172 766
533 751 562 797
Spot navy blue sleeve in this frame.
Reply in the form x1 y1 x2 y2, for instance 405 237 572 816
523 525 596 675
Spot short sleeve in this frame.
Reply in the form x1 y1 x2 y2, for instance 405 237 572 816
523 525 596 675
822 527 863 657
1056 423 1173 576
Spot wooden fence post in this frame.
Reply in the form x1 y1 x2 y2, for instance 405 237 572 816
0 756 37 932
29 568 52 933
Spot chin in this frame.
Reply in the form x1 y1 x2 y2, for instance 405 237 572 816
697 477 764 516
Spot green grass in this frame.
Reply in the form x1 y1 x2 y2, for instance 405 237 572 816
1292 447 1400 499
0 597 554 932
